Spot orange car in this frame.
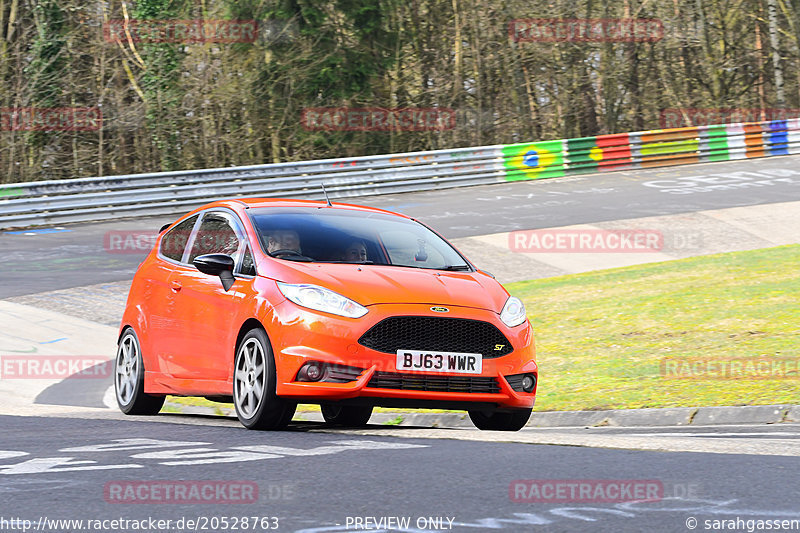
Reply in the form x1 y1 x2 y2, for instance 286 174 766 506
115 199 537 431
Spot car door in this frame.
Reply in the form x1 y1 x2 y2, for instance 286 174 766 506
147 214 201 373
166 209 246 381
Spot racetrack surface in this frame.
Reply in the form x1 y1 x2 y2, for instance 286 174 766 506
1 415 799 533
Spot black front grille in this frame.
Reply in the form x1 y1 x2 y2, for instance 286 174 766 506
358 316 513 358
367 371 500 394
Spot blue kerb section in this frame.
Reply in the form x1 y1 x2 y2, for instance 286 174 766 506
4 228 72 235
39 337 68 344
767 120 789 155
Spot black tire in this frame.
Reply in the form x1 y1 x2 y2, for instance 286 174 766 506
233 328 296 430
115 328 165 415
321 403 374 427
468 408 532 431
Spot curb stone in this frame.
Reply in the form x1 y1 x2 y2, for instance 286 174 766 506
785 405 800 422
692 405 790 425
162 402 800 428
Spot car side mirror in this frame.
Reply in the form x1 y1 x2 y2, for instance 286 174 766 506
193 254 235 291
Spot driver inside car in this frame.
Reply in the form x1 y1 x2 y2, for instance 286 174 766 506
267 229 301 255
342 239 368 262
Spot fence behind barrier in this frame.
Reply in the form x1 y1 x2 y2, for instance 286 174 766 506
1 118 798 229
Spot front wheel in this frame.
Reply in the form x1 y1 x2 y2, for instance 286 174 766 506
468 408 531 431
233 328 296 430
115 328 165 415
321 404 373 427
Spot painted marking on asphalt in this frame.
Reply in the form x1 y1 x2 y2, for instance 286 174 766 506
0 458 143 475
134 440 428 466
0 451 29 460
38 337 67 344
0 439 429 474
60 438 210 453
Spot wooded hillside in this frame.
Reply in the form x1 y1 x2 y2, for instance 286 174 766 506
1 0 798 182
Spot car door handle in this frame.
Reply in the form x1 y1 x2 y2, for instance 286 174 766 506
170 280 182 292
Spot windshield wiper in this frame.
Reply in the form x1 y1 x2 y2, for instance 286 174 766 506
440 264 472 271
316 260 375 265
268 253 313 262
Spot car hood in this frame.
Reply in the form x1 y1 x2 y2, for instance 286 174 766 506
271 263 509 312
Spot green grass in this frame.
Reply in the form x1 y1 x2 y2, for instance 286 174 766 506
167 245 799 414
508 244 800 411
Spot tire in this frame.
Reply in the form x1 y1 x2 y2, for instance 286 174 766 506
115 328 165 415
468 408 532 431
233 328 296 430
321 403 373 427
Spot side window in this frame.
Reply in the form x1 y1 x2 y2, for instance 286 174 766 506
239 246 256 276
160 215 199 262
188 213 241 263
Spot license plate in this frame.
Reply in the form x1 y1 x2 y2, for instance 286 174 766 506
396 350 483 374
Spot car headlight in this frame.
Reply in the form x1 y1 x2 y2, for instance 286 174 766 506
277 282 368 318
500 296 527 327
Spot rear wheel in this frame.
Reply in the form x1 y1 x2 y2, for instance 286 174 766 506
321 404 373 427
233 328 296 430
468 408 531 431
115 328 165 415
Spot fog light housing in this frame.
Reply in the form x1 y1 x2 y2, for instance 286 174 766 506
505 372 538 393
521 374 536 392
297 362 327 382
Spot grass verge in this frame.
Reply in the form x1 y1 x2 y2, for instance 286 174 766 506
508 244 799 411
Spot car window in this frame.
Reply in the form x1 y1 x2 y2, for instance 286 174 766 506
381 230 449 269
249 207 469 270
160 214 199 262
239 246 256 276
188 212 241 264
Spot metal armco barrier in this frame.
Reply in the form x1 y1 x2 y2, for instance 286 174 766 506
2 118 799 229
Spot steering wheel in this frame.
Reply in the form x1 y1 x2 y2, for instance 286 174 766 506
270 249 312 261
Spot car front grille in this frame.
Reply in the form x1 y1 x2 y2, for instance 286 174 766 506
367 371 500 394
358 316 513 358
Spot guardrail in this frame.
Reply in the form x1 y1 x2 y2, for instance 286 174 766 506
2 117 799 229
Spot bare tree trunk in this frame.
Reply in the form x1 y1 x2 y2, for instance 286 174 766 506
755 9 767 118
766 0 786 106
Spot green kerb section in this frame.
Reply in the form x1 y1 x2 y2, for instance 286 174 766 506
566 137 599 174
640 138 700 156
706 125 730 162
501 140 566 181
0 187 24 198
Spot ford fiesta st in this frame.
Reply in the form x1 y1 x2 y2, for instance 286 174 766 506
115 199 538 431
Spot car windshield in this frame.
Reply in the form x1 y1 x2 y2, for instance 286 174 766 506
249 207 471 271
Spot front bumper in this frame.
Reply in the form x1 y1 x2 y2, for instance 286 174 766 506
267 302 537 409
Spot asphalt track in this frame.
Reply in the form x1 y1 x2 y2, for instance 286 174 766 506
1 415 799 533
1 154 798 298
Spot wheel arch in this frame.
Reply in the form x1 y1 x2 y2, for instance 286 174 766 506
234 318 267 354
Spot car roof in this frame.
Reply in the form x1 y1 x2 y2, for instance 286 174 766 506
202 198 413 220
